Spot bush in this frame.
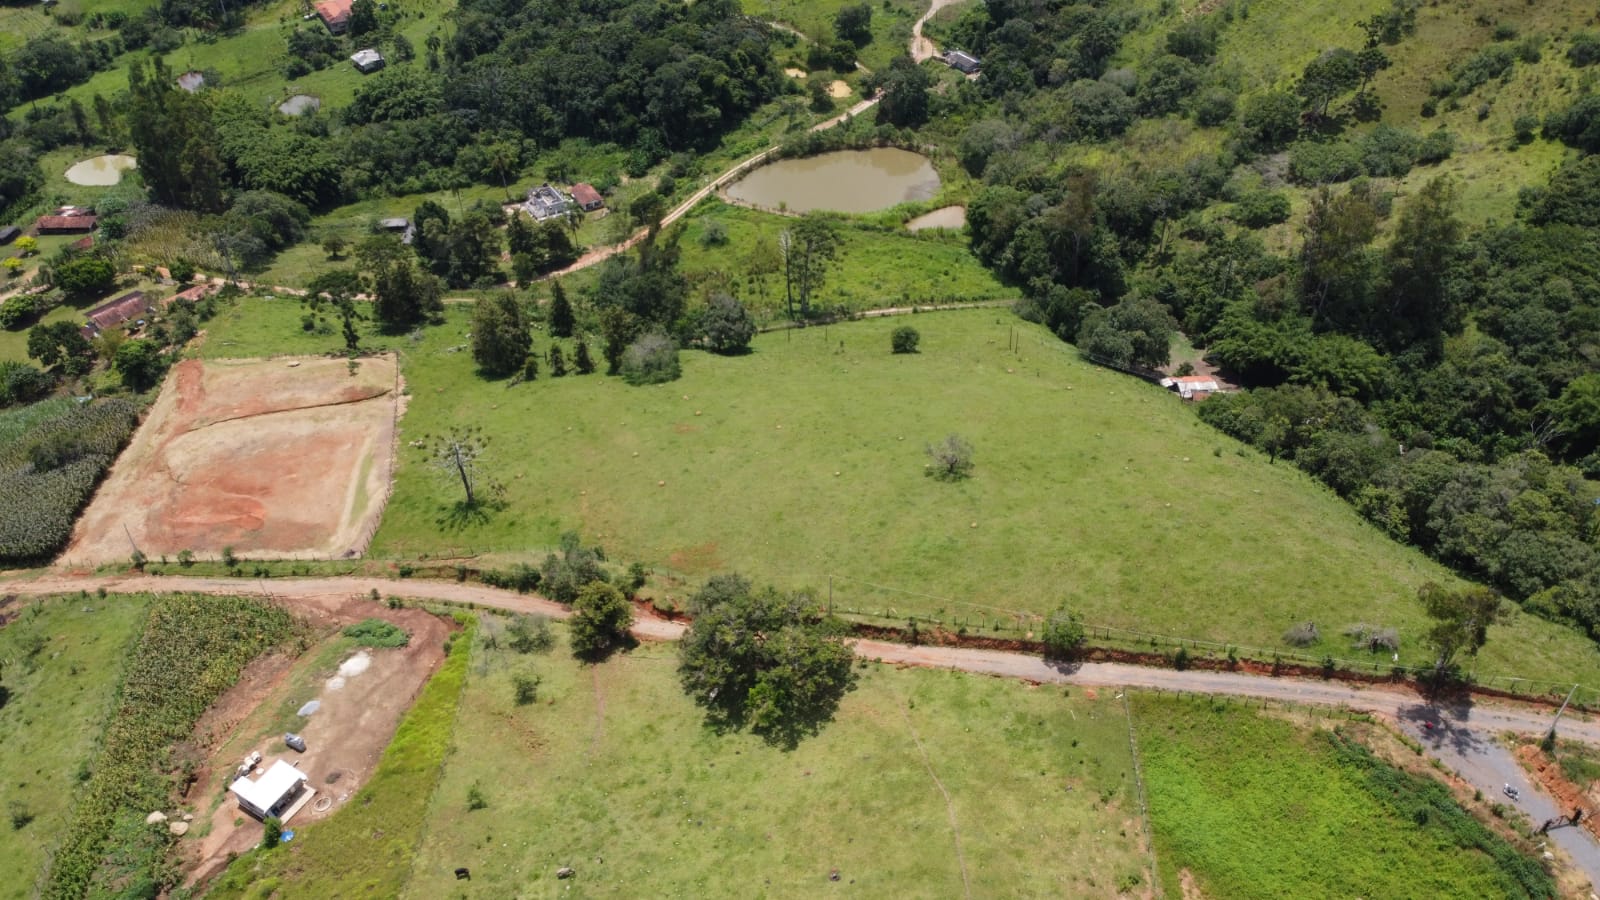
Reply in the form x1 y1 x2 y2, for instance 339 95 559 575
341 619 410 648
263 816 283 849
569 582 634 659
1041 607 1086 660
925 433 974 481
512 673 541 706
466 782 488 810
1232 191 1291 228
1569 32 1600 67
701 294 755 354
619 333 680 385
1415 129 1455 164
1344 622 1399 652
506 614 554 654
1283 621 1320 647
1191 87 1237 126
891 325 920 354
1289 140 1363 184
0 361 53 409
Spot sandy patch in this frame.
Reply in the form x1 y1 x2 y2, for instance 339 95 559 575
829 80 852 98
325 649 372 690
785 67 807 78
64 356 400 564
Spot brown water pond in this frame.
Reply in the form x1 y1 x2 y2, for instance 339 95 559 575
726 148 940 214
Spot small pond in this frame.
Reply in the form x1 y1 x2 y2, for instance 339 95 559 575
278 94 322 116
64 155 137 186
726 148 940 215
906 206 966 231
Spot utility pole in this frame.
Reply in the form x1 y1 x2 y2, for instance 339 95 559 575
1547 684 1579 747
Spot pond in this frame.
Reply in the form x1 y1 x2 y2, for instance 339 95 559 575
906 206 966 231
278 95 322 116
726 148 940 215
64 155 137 186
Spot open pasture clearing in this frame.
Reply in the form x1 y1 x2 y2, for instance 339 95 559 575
0 595 149 900
348 306 1600 685
65 354 400 564
1134 694 1557 898
402 620 1150 898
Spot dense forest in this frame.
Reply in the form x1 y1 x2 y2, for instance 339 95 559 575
928 0 1600 639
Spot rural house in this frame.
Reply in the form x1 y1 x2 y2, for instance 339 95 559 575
36 215 97 234
229 760 311 822
350 49 385 73
943 50 981 74
524 183 574 222
571 183 605 212
1160 375 1222 401
81 292 153 339
0 225 20 245
314 0 352 34
380 217 417 245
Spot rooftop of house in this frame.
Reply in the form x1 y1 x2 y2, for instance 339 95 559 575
571 183 603 207
84 292 150 331
230 760 308 813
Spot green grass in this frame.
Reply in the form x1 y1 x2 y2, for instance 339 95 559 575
403 617 1149 897
194 302 1577 684
746 0 927 72
1134 695 1553 898
0 595 148 900
675 201 1008 321
205 615 472 900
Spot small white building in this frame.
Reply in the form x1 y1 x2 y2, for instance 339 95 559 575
229 760 309 822
1160 375 1222 401
350 49 385 74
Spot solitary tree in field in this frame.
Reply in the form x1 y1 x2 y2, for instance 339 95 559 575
1418 582 1504 680
470 293 529 377
423 427 494 508
925 434 975 481
678 574 857 748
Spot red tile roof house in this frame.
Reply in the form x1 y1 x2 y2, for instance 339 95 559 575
171 282 222 304
36 215 97 234
314 0 353 34
571 183 605 212
80 291 152 340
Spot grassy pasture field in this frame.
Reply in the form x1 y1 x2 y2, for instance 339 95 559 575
675 201 1008 320
197 301 1593 684
0 595 148 900
1134 695 1555 899
403 618 1151 898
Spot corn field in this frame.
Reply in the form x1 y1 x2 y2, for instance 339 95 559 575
0 399 139 564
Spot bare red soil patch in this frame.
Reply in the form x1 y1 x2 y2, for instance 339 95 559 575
65 356 399 564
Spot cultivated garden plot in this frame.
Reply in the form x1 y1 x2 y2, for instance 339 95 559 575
65 355 400 564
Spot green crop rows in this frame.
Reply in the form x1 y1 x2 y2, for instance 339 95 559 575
0 398 139 563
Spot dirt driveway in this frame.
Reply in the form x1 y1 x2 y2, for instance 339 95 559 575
178 597 451 887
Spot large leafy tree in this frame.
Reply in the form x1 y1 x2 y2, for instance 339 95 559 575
1418 582 1504 679
569 581 634 660
470 293 529 377
677 574 857 749
371 258 443 332
128 57 225 212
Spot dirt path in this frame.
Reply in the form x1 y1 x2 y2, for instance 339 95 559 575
911 0 964 63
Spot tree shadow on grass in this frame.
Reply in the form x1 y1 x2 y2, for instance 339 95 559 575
434 498 503 532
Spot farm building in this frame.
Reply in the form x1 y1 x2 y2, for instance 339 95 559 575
171 282 222 304
350 49 385 73
0 225 19 244
314 0 352 34
229 760 310 822
943 50 981 74
1160 375 1222 401
36 215 97 234
571 183 605 212
524 183 574 221
380 217 418 244
82 292 153 339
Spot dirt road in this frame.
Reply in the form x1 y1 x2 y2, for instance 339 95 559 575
911 0 965 63
5 572 1590 741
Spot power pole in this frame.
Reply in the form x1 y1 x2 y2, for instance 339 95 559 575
1547 684 1579 747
